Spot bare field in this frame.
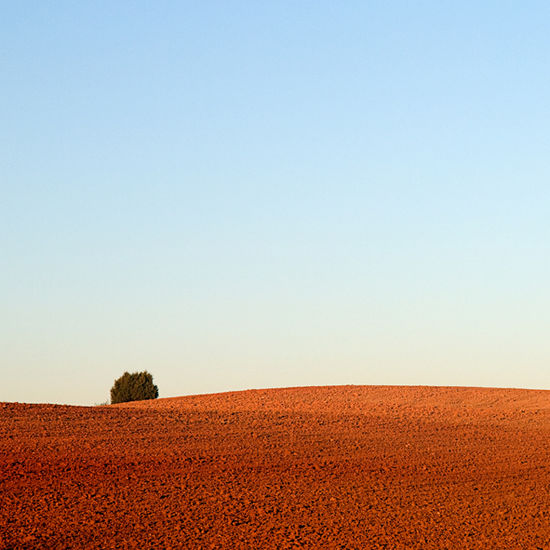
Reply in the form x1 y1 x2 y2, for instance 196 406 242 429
1 385 550 549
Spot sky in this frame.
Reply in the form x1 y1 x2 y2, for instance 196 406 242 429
2 1 549 405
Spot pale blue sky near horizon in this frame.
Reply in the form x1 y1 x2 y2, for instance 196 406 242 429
2 2 549 405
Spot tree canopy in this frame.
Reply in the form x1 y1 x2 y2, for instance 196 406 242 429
110 371 159 404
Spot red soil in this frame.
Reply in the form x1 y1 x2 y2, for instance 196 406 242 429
1 385 550 549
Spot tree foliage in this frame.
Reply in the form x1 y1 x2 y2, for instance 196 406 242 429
110 371 159 404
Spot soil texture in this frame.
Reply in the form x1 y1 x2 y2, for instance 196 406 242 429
1 385 550 549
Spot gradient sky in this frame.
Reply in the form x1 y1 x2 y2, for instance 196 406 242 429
2 2 549 405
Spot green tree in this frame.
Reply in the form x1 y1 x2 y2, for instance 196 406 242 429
110 371 159 404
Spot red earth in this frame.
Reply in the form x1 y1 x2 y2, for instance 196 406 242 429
1 385 550 549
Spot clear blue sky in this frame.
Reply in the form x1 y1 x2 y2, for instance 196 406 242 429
2 2 549 404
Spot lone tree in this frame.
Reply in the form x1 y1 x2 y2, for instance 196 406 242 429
110 371 159 404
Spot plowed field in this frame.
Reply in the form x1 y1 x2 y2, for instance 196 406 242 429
2 385 550 549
